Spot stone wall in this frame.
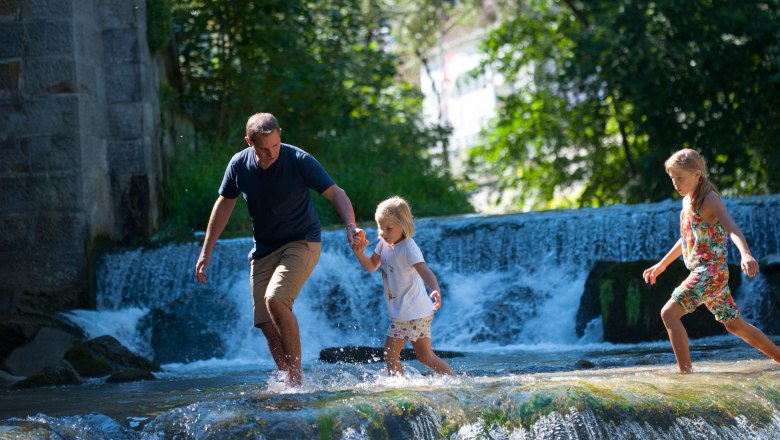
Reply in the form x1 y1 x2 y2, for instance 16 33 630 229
0 0 164 313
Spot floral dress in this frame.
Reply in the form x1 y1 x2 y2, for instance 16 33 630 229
671 200 739 322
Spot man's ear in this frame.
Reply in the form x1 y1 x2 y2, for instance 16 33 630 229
245 136 252 146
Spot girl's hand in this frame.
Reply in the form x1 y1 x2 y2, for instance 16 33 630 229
741 255 759 277
643 262 666 285
430 290 442 310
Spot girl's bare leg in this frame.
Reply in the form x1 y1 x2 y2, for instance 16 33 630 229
660 299 693 373
411 338 455 376
384 337 407 376
723 317 780 363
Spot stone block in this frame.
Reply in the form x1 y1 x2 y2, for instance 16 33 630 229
0 22 24 58
28 0 72 17
0 251 86 296
101 28 140 64
21 57 75 95
108 102 144 138
21 94 79 135
24 18 73 57
72 16 102 61
0 101 24 141
104 63 140 103
0 0 21 18
0 61 21 94
106 139 143 171
0 134 30 175
0 173 82 212
35 213 85 248
0 214 33 251
28 133 81 172
97 0 142 30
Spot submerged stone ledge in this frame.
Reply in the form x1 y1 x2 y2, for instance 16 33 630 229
319 345 465 364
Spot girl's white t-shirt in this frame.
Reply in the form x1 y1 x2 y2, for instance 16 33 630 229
374 238 434 322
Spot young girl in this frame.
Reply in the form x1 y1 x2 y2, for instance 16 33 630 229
351 196 456 376
643 149 780 373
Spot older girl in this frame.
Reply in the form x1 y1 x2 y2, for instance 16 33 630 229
643 149 780 373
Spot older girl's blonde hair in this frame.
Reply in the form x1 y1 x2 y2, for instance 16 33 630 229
664 148 719 211
375 196 415 239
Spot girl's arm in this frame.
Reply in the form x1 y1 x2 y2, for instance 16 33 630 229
700 192 759 277
643 238 682 285
352 241 381 272
413 262 443 310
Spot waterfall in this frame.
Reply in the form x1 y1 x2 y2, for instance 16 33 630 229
79 195 780 365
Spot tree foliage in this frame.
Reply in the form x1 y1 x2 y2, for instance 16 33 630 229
162 0 472 236
470 0 780 210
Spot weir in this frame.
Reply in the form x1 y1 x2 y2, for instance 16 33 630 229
3 195 780 439
83 195 780 362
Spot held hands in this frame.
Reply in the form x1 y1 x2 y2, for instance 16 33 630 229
642 262 666 285
195 253 210 284
741 255 760 277
350 229 369 252
430 290 442 310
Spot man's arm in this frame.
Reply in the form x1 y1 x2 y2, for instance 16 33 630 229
321 184 360 245
195 196 237 283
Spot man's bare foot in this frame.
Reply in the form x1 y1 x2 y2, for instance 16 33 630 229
286 369 302 387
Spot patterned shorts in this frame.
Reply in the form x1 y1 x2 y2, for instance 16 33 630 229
672 264 740 323
387 314 433 342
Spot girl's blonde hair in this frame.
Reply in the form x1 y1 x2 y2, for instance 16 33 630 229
664 148 719 211
375 196 415 239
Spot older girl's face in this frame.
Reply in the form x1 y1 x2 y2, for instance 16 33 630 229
376 217 404 245
667 166 701 197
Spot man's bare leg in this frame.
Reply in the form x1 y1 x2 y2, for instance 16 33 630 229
258 321 289 373
267 298 303 386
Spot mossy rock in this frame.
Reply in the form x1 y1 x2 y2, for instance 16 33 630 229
576 260 619 337
11 360 82 389
599 260 739 343
65 335 160 378
64 343 114 377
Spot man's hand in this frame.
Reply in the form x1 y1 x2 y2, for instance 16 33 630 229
195 253 210 284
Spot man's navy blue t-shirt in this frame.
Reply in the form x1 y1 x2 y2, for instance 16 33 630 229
219 143 335 260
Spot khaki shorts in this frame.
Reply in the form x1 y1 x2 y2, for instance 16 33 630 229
250 241 321 326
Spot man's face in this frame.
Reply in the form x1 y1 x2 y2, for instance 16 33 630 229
246 130 281 170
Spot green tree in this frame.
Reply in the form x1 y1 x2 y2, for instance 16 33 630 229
162 0 472 237
470 0 780 210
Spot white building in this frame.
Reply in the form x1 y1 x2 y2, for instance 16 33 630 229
419 28 517 212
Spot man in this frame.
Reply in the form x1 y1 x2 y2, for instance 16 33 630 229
195 112 362 386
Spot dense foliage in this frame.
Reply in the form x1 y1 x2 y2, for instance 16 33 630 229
162 0 472 237
469 0 780 209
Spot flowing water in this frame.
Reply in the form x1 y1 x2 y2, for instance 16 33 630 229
1 196 780 439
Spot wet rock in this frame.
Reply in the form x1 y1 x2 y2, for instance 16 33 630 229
65 335 160 377
11 360 82 389
106 367 156 383
139 290 236 364
319 346 464 364
0 369 25 388
597 260 736 343
574 359 596 369
3 327 78 377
